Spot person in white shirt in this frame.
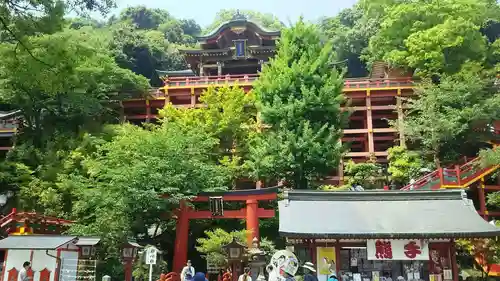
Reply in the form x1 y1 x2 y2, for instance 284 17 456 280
238 267 252 281
181 260 195 281
18 261 32 281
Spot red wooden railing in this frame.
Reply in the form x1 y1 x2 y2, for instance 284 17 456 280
0 208 16 229
401 156 499 191
166 74 258 87
163 75 414 89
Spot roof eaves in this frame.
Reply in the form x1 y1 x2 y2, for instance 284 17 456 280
284 189 464 202
198 20 280 41
279 230 500 239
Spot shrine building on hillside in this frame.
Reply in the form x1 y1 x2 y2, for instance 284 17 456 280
122 12 414 186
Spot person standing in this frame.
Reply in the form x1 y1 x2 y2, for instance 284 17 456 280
238 267 252 281
302 262 318 281
181 260 195 281
18 262 32 281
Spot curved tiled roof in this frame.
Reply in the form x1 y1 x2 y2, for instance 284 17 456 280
279 189 500 239
198 14 280 41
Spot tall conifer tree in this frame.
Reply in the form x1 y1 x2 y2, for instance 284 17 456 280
247 19 348 189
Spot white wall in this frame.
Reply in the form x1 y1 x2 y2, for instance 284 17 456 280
2 250 31 281
31 250 57 281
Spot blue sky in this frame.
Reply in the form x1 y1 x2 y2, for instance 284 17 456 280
110 0 358 27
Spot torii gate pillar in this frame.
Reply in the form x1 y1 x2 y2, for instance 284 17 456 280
246 199 259 245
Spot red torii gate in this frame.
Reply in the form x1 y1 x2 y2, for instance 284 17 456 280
171 187 277 272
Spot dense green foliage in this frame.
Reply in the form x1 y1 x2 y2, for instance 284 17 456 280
396 69 500 166
248 19 348 189
387 146 427 186
160 85 257 187
196 228 275 267
343 160 380 189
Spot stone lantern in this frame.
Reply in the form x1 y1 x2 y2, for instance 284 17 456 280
223 237 247 281
223 237 246 261
247 238 267 281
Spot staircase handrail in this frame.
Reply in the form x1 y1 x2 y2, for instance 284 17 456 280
459 156 481 176
401 170 440 190
401 153 498 191
0 208 16 228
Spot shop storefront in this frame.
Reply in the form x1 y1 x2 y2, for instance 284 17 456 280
278 190 500 281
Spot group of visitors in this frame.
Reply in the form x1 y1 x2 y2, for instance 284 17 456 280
180 260 249 281
180 260 336 281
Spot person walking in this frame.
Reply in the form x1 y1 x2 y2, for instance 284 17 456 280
181 260 195 281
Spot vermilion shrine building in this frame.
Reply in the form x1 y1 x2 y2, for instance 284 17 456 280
119 12 500 274
279 189 500 281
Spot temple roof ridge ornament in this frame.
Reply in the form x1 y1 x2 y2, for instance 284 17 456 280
232 9 247 21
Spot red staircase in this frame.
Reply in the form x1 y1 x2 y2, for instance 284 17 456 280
0 208 16 237
400 156 499 191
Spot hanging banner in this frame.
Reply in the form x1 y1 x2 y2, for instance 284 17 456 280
367 239 429 260
316 247 336 276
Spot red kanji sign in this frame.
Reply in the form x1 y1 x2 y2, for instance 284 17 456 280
375 240 393 259
404 241 422 259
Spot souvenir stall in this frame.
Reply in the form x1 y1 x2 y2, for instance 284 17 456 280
278 190 500 281
0 235 101 281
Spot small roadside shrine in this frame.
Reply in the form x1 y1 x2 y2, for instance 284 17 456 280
0 235 101 281
278 190 500 281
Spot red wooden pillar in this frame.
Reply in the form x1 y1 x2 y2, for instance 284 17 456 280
450 241 459 281
366 92 374 155
173 201 189 273
246 199 259 246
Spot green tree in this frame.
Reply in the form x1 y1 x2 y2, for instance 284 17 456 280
196 228 275 267
343 160 381 189
387 146 427 185
108 23 186 85
66 122 230 250
0 27 149 149
319 4 379 77
204 9 284 33
248 19 348 189
179 19 201 37
0 0 114 45
396 67 500 167
365 0 500 77
160 85 257 187
0 161 32 212
118 6 172 30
